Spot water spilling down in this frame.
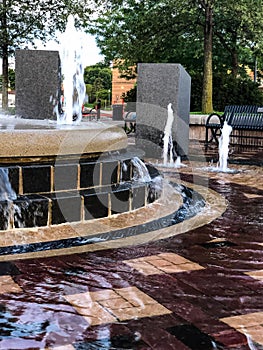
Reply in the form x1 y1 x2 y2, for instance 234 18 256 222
0 168 16 201
131 157 152 182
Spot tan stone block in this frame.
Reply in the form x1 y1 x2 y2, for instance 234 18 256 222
159 262 204 274
89 289 120 301
245 269 263 281
112 303 172 321
158 252 191 265
115 286 158 306
148 259 174 268
0 275 22 294
99 297 133 310
246 325 263 345
74 302 117 325
221 312 263 329
124 260 162 275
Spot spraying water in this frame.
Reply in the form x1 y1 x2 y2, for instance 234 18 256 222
57 15 86 125
163 103 175 166
162 103 185 168
131 157 151 182
0 168 16 201
217 121 232 172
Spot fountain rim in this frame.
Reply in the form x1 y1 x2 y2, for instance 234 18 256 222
0 180 227 261
0 118 128 161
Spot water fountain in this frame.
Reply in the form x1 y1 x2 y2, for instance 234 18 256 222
0 16 162 235
217 121 233 172
58 14 86 124
162 103 186 168
0 19 218 262
205 120 238 173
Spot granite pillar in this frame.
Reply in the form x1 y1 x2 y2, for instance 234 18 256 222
136 63 191 157
15 50 61 120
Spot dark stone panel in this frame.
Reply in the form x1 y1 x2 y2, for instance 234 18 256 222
80 161 100 188
146 163 161 179
13 194 49 228
22 165 52 194
7 166 20 195
167 324 220 350
74 334 148 350
200 241 237 249
54 164 78 191
101 161 118 186
147 181 162 204
0 262 20 276
50 192 82 225
136 63 191 157
83 190 109 220
120 159 132 182
111 185 130 214
0 201 11 230
15 49 61 120
132 185 146 210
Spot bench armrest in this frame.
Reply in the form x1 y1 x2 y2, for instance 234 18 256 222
205 113 224 127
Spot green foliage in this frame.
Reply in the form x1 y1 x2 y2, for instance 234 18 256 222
91 0 263 113
0 68 16 90
0 0 93 109
0 0 92 57
84 63 112 104
213 74 263 110
8 69 15 90
122 85 137 111
191 72 263 112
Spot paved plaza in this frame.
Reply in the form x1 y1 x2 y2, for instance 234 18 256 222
0 138 262 350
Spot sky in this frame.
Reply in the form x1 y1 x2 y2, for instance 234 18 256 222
3 32 104 70
36 32 104 67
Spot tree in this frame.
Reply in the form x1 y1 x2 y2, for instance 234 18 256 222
84 63 112 103
0 0 92 110
91 0 263 113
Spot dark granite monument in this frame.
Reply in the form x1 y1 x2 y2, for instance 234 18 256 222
136 63 191 157
15 50 61 120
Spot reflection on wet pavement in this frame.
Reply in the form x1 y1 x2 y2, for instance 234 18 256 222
0 143 262 349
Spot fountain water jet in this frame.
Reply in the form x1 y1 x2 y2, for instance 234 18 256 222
58 15 86 125
217 121 232 172
0 17 163 234
162 103 186 168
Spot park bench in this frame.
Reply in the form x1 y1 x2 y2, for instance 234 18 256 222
82 107 98 120
123 111 136 134
205 105 263 148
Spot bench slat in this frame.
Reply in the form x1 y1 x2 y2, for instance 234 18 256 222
205 105 263 147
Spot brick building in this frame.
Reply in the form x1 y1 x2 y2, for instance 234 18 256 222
111 65 136 105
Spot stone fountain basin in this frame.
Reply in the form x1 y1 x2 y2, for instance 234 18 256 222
0 118 127 160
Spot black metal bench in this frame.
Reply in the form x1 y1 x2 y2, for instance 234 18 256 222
123 111 136 134
82 108 98 120
205 105 263 148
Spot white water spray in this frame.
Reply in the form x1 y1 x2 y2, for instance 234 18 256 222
0 168 16 201
131 157 151 182
57 15 86 125
162 103 185 168
217 121 232 172
163 103 174 166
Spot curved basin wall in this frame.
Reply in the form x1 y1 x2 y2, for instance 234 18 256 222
0 148 162 230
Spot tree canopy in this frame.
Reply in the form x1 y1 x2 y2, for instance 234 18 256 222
91 0 263 112
0 0 92 109
84 62 112 104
